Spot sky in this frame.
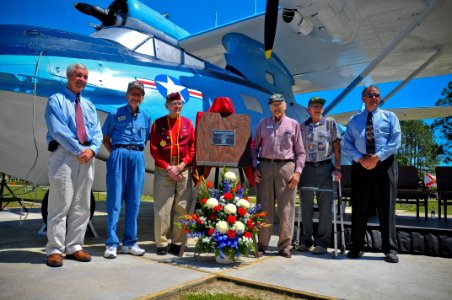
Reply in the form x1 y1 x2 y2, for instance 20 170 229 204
1 0 450 116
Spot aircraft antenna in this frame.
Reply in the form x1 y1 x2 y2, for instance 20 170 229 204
214 9 218 27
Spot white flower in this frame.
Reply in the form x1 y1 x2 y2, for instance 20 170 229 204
224 171 237 182
201 236 211 243
224 203 237 214
234 221 245 233
216 221 229 233
199 216 207 224
205 198 218 209
236 199 250 209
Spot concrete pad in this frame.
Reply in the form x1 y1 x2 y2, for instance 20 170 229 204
1 203 452 299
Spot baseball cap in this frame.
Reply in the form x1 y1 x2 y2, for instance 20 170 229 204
268 93 285 104
308 96 326 106
127 80 145 95
166 92 182 103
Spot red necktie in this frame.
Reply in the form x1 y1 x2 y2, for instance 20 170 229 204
75 94 88 145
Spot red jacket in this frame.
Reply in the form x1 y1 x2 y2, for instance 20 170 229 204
150 115 195 169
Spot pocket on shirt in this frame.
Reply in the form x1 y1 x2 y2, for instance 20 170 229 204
280 131 294 150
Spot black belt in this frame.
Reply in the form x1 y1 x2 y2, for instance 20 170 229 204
258 157 294 163
113 144 144 151
305 159 332 166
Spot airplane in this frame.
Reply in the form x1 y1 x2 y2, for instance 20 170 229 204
0 0 451 208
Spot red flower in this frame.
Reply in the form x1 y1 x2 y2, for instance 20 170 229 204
207 228 214 236
214 205 222 212
227 230 236 239
247 219 254 230
244 231 251 238
231 187 237 193
237 184 241 189
201 198 208 204
243 197 250 202
227 215 236 224
192 213 198 219
206 181 213 189
237 207 247 217
223 192 233 201
209 214 216 220
196 218 203 224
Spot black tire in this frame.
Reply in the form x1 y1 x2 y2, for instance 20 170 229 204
41 190 96 224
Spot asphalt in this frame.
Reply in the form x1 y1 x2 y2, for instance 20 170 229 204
1 201 451 300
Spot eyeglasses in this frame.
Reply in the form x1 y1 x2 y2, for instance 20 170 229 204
129 92 144 97
366 93 380 98
170 101 183 106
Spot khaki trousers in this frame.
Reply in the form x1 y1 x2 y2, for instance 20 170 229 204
257 161 296 251
46 146 94 255
153 167 192 247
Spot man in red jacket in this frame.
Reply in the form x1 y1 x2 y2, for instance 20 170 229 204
150 92 195 255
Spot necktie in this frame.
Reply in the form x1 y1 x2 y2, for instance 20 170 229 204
365 112 375 155
75 95 88 145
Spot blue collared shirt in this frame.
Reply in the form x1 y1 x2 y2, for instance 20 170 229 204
343 108 401 162
45 88 103 156
102 104 151 148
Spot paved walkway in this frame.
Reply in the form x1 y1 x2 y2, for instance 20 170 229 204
1 202 451 300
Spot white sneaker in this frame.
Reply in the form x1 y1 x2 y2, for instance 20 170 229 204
103 246 117 259
122 244 145 256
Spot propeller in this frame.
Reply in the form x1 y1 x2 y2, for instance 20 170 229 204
74 1 125 26
264 0 279 59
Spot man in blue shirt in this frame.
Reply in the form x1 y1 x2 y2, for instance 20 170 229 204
102 81 152 259
45 63 103 267
343 85 401 263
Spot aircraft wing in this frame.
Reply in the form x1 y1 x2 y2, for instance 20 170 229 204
179 0 452 94
330 106 452 125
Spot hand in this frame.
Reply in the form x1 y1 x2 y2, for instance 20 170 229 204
288 172 300 189
359 155 379 170
332 169 342 181
254 169 262 184
167 165 184 182
78 148 94 164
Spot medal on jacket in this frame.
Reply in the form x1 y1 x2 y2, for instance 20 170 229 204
160 140 166 147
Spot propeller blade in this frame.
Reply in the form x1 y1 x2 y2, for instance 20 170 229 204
264 0 279 59
74 2 112 25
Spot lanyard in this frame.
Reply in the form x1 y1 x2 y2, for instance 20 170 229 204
167 116 181 165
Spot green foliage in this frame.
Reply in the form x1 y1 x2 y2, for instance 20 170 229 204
431 81 452 164
396 120 439 173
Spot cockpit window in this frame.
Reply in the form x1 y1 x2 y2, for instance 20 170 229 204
91 27 148 50
92 27 204 67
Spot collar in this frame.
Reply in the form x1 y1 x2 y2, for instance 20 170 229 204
64 88 80 103
272 114 286 123
365 108 379 117
304 116 326 126
126 104 140 115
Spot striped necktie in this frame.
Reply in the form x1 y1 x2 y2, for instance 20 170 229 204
75 94 88 145
365 112 375 155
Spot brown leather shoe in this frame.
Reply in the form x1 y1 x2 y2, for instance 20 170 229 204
66 250 91 262
278 249 292 258
46 254 63 267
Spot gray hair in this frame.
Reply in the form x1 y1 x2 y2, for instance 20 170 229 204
362 84 380 96
66 63 88 77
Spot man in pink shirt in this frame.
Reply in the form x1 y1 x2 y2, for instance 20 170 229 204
251 94 306 258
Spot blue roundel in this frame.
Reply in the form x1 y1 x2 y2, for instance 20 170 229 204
154 74 190 103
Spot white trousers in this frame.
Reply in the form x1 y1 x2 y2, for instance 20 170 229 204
46 146 95 255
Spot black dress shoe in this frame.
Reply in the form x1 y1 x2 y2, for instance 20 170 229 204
156 246 168 255
169 243 181 255
278 249 292 258
347 250 364 259
384 251 399 263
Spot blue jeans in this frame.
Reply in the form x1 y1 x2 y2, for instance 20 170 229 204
105 148 145 247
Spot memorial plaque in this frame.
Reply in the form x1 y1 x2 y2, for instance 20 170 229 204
212 130 236 146
196 112 251 168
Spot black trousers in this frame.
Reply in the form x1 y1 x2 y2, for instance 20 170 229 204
351 155 398 253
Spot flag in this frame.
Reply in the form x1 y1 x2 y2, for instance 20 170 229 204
424 172 437 188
